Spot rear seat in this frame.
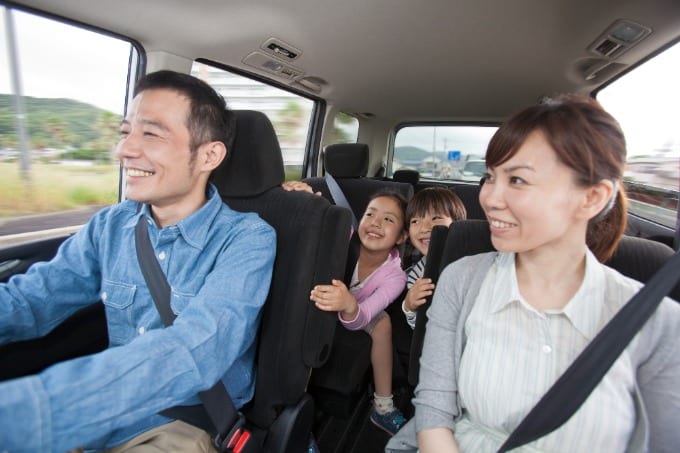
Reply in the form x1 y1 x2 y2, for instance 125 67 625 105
303 143 414 220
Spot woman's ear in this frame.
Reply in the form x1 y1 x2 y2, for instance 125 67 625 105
580 179 614 220
199 141 227 172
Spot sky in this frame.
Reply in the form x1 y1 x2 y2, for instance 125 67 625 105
0 8 131 115
1 6 678 157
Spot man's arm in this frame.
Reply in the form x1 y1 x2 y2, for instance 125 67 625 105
0 216 103 344
0 220 276 452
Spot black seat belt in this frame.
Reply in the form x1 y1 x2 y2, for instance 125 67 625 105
134 212 259 453
325 172 358 230
497 249 680 452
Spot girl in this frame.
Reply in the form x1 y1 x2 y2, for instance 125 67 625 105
402 187 467 329
388 95 680 452
310 189 409 436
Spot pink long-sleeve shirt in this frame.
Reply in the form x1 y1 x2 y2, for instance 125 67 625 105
339 248 407 330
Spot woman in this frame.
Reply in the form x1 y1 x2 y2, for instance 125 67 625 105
387 95 680 452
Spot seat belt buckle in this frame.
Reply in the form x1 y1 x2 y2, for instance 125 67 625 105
214 413 259 453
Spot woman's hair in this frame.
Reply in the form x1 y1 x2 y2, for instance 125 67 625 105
368 189 409 230
485 94 627 262
405 187 467 224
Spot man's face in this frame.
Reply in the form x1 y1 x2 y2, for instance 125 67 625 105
115 89 205 212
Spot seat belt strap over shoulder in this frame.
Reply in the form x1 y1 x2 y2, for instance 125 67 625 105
134 209 259 453
497 248 680 452
325 172 358 230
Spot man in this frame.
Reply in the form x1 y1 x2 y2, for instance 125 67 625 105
0 70 276 452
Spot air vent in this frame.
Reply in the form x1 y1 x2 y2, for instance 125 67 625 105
594 39 622 57
242 51 303 80
588 19 651 59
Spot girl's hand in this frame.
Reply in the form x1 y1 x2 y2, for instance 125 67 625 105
310 279 358 318
404 278 435 312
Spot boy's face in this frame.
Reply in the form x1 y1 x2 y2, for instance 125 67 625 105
408 212 454 255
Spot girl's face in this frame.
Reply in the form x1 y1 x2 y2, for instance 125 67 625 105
479 130 591 256
408 212 454 255
358 196 407 254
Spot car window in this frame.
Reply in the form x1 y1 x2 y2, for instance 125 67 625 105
0 6 137 248
390 125 497 181
597 42 680 229
329 112 359 144
191 62 315 181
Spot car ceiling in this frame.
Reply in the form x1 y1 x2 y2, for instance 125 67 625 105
7 0 680 123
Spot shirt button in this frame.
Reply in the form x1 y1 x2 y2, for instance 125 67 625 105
158 251 166 260
542 345 552 354
138 326 145 335
101 292 108 301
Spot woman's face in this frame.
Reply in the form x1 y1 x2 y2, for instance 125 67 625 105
479 130 590 255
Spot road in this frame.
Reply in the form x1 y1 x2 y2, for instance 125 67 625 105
0 206 103 236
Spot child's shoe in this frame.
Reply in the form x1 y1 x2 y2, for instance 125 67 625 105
307 433 320 453
369 406 407 436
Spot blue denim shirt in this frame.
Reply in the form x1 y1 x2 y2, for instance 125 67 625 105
0 184 276 452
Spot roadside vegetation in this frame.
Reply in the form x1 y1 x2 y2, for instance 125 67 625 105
0 162 118 217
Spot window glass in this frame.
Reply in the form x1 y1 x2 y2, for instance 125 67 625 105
192 62 315 181
0 7 134 247
597 42 680 228
329 111 359 144
392 125 497 181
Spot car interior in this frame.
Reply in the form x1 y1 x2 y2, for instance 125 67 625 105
0 0 679 452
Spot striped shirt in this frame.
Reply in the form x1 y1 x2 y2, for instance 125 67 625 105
402 256 427 329
456 250 636 452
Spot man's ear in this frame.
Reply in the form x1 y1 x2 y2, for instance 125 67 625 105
199 141 227 171
579 179 614 220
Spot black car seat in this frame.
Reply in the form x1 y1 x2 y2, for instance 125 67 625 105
301 143 414 418
209 110 352 452
303 143 414 221
408 219 680 386
392 169 420 188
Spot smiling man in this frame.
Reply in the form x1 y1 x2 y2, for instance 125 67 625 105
0 70 276 452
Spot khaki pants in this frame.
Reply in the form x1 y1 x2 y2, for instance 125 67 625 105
68 420 217 453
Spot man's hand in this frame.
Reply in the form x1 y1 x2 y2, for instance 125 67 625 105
281 180 321 196
404 277 435 312
310 279 358 319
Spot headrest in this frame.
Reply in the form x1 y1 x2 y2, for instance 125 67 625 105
324 143 369 178
393 169 420 186
210 110 285 198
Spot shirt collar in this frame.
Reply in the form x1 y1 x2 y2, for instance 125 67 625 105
489 252 523 314
125 183 224 251
488 249 605 340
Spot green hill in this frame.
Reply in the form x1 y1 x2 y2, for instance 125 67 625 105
0 94 120 150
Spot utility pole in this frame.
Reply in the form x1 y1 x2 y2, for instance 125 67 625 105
4 7 31 183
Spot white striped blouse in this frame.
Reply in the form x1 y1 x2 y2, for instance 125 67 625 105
455 250 636 452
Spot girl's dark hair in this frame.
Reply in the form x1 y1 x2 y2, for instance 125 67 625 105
406 187 467 224
134 70 236 157
368 189 409 230
485 94 627 262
